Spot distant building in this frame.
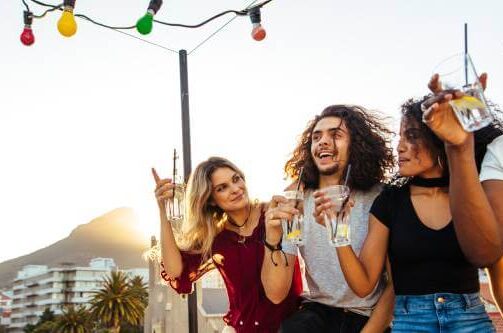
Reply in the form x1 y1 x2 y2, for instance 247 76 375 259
144 237 229 333
0 291 12 327
124 268 149 283
7 258 148 333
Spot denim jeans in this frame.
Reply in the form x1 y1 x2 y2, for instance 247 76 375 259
392 293 495 333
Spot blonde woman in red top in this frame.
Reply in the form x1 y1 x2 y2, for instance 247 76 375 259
152 156 302 333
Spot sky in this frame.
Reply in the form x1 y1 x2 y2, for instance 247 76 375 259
1 0 502 265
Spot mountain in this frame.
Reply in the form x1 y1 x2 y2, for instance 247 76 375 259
0 207 150 289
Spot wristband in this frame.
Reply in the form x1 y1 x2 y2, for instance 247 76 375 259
263 236 288 267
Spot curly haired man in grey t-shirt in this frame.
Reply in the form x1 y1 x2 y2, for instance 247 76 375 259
261 105 395 333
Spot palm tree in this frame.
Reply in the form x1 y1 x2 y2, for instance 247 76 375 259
128 275 148 331
128 275 148 307
32 321 56 333
89 271 146 333
53 306 91 333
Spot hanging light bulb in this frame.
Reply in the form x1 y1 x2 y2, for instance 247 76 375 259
20 11 35 46
57 0 77 37
136 10 154 35
136 0 163 35
249 7 266 41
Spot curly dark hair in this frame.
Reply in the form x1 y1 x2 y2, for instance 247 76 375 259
285 105 395 191
400 97 503 179
400 97 449 177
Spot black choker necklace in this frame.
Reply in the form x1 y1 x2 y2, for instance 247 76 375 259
227 204 252 229
410 176 449 188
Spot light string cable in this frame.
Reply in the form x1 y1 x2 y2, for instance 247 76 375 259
24 0 273 52
27 0 135 29
22 0 61 18
26 0 273 30
25 0 176 52
152 0 272 28
22 0 175 53
188 0 273 55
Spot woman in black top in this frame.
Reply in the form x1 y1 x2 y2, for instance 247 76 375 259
323 95 501 332
426 74 503 315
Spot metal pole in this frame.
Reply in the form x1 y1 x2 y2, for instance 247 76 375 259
179 49 193 181
464 23 468 86
178 49 198 333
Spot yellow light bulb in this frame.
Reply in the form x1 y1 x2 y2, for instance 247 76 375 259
57 8 77 37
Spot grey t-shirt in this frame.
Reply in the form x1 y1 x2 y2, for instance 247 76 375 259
282 185 386 316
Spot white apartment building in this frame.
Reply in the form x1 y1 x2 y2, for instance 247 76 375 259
0 291 12 327
8 258 147 333
124 268 149 283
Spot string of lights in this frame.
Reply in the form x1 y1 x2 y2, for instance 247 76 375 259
19 0 273 46
33 5 62 19
154 10 247 29
189 0 263 55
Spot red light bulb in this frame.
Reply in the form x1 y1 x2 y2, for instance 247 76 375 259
20 11 35 46
20 27 35 46
251 23 266 41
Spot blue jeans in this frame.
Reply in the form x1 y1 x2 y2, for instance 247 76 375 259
392 293 495 333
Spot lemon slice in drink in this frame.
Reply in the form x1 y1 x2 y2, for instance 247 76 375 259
287 229 301 239
450 95 485 110
336 224 349 238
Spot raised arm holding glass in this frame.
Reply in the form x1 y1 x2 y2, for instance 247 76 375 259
425 68 503 316
153 156 302 333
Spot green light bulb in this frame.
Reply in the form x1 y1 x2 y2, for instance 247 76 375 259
136 10 154 35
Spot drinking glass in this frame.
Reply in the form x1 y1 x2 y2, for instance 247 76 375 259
321 185 351 247
432 53 493 132
167 176 185 231
280 190 304 245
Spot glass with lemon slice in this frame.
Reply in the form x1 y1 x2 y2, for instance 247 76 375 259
280 190 304 245
434 53 493 132
322 185 351 247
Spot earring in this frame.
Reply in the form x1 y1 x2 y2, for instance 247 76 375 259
437 156 444 170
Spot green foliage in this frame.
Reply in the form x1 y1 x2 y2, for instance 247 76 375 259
53 306 92 333
23 324 36 333
32 321 57 333
22 272 148 333
39 308 56 322
23 308 56 333
128 275 148 307
89 271 147 333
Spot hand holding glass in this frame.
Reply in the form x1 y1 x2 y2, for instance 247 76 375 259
432 53 493 132
280 190 304 245
167 176 185 231
321 185 351 247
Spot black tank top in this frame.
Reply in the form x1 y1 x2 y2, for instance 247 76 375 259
370 184 479 295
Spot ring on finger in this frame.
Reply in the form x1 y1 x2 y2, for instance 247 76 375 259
420 102 431 113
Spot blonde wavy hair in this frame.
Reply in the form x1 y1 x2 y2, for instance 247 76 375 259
176 156 246 261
